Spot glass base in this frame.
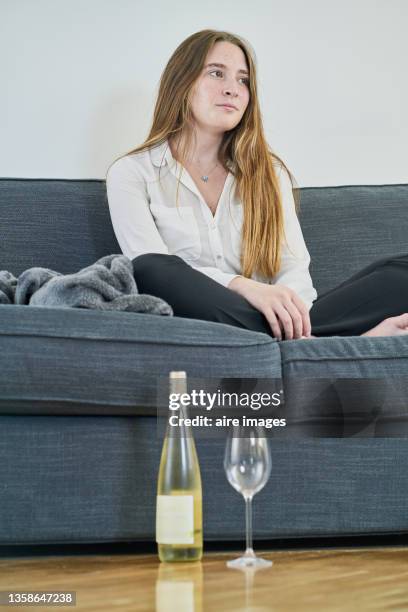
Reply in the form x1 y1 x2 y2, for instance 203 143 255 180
227 555 273 569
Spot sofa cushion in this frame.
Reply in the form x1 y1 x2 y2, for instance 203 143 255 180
280 336 408 438
281 335 408 377
0 305 280 416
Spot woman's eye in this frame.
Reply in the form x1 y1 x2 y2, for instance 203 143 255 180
209 70 249 85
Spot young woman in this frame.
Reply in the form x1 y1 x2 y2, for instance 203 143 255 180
106 29 408 341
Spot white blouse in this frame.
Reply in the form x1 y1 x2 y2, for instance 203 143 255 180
106 139 318 310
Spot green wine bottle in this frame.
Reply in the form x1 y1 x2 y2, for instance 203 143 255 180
156 371 203 562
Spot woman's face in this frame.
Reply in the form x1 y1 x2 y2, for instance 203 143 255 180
188 41 250 135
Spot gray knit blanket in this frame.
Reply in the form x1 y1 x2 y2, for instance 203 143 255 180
0 254 173 315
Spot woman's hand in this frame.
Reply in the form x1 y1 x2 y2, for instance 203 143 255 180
228 276 312 340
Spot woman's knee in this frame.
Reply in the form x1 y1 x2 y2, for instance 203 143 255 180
131 253 181 277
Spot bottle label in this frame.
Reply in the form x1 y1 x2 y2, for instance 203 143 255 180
156 495 194 544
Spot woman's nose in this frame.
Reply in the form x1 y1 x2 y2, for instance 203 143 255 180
223 82 239 97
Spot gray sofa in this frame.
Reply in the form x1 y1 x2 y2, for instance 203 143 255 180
1 177 408 547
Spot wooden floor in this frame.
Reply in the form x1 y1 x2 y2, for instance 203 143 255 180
0 547 408 611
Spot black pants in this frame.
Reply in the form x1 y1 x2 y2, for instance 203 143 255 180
131 252 408 337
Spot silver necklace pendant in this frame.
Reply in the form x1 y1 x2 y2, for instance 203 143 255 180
200 162 218 183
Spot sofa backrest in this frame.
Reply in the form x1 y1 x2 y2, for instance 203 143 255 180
0 179 119 277
1 178 407 296
299 184 408 295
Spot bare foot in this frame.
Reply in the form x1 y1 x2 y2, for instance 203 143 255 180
299 314 408 339
362 313 408 337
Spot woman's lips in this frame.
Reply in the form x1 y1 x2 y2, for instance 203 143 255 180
217 104 237 111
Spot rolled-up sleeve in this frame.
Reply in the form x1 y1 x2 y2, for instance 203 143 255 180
271 165 318 310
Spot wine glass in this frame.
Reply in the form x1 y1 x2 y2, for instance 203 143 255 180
224 423 273 569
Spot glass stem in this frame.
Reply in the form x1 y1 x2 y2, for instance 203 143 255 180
244 496 255 556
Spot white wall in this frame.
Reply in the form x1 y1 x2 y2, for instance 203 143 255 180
2 0 407 186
